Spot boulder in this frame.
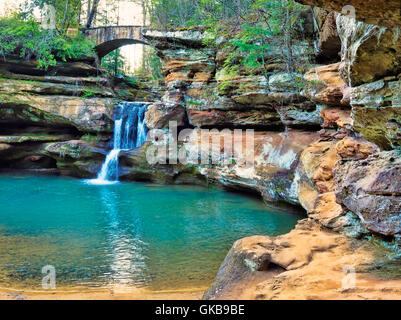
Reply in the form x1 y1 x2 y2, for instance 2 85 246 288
144 102 186 129
303 63 349 106
43 140 107 177
204 219 372 300
335 136 379 160
335 151 401 236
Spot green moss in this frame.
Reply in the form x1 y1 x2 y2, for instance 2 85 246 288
80 134 99 144
217 80 235 95
187 100 202 106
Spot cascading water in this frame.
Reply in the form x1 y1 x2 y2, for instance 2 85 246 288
88 102 148 185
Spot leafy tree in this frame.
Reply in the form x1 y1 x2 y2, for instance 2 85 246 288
0 16 95 69
229 0 305 77
19 0 83 35
101 48 125 76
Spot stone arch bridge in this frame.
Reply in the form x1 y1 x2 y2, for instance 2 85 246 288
84 26 149 60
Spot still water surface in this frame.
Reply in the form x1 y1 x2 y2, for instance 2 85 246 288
0 175 300 290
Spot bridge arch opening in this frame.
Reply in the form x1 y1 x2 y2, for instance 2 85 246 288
101 43 163 83
84 26 150 61
95 39 149 61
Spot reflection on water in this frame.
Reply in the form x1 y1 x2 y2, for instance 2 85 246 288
99 187 149 286
0 175 301 290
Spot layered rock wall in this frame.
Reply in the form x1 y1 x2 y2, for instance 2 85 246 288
0 58 115 176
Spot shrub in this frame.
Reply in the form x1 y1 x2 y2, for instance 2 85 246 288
0 17 95 70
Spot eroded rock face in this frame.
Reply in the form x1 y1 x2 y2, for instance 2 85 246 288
335 151 401 236
182 130 319 205
337 15 401 86
316 11 342 61
335 136 379 160
0 64 116 133
187 109 283 128
351 78 401 150
146 29 321 131
0 94 115 133
297 0 401 28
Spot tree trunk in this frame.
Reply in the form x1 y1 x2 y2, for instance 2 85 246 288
86 0 100 29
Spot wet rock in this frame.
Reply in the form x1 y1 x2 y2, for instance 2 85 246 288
119 143 206 185
335 151 401 236
43 140 107 177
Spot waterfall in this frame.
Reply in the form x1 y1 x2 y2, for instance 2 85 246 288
87 102 148 185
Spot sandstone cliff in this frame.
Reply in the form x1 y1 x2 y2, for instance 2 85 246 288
135 3 401 300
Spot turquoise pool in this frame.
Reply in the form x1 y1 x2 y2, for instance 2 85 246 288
0 175 300 290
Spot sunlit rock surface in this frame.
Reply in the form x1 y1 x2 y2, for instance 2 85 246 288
205 219 401 300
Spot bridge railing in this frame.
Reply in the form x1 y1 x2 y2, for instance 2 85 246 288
86 25 151 30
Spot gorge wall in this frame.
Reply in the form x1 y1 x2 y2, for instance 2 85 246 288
137 4 400 299
139 13 400 240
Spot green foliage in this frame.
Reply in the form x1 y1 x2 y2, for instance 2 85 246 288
20 0 83 33
0 17 95 69
124 76 140 87
80 133 99 144
81 89 97 98
223 0 305 79
144 0 254 29
186 99 202 106
101 49 126 77
146 0 308 80
135 47 163 84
